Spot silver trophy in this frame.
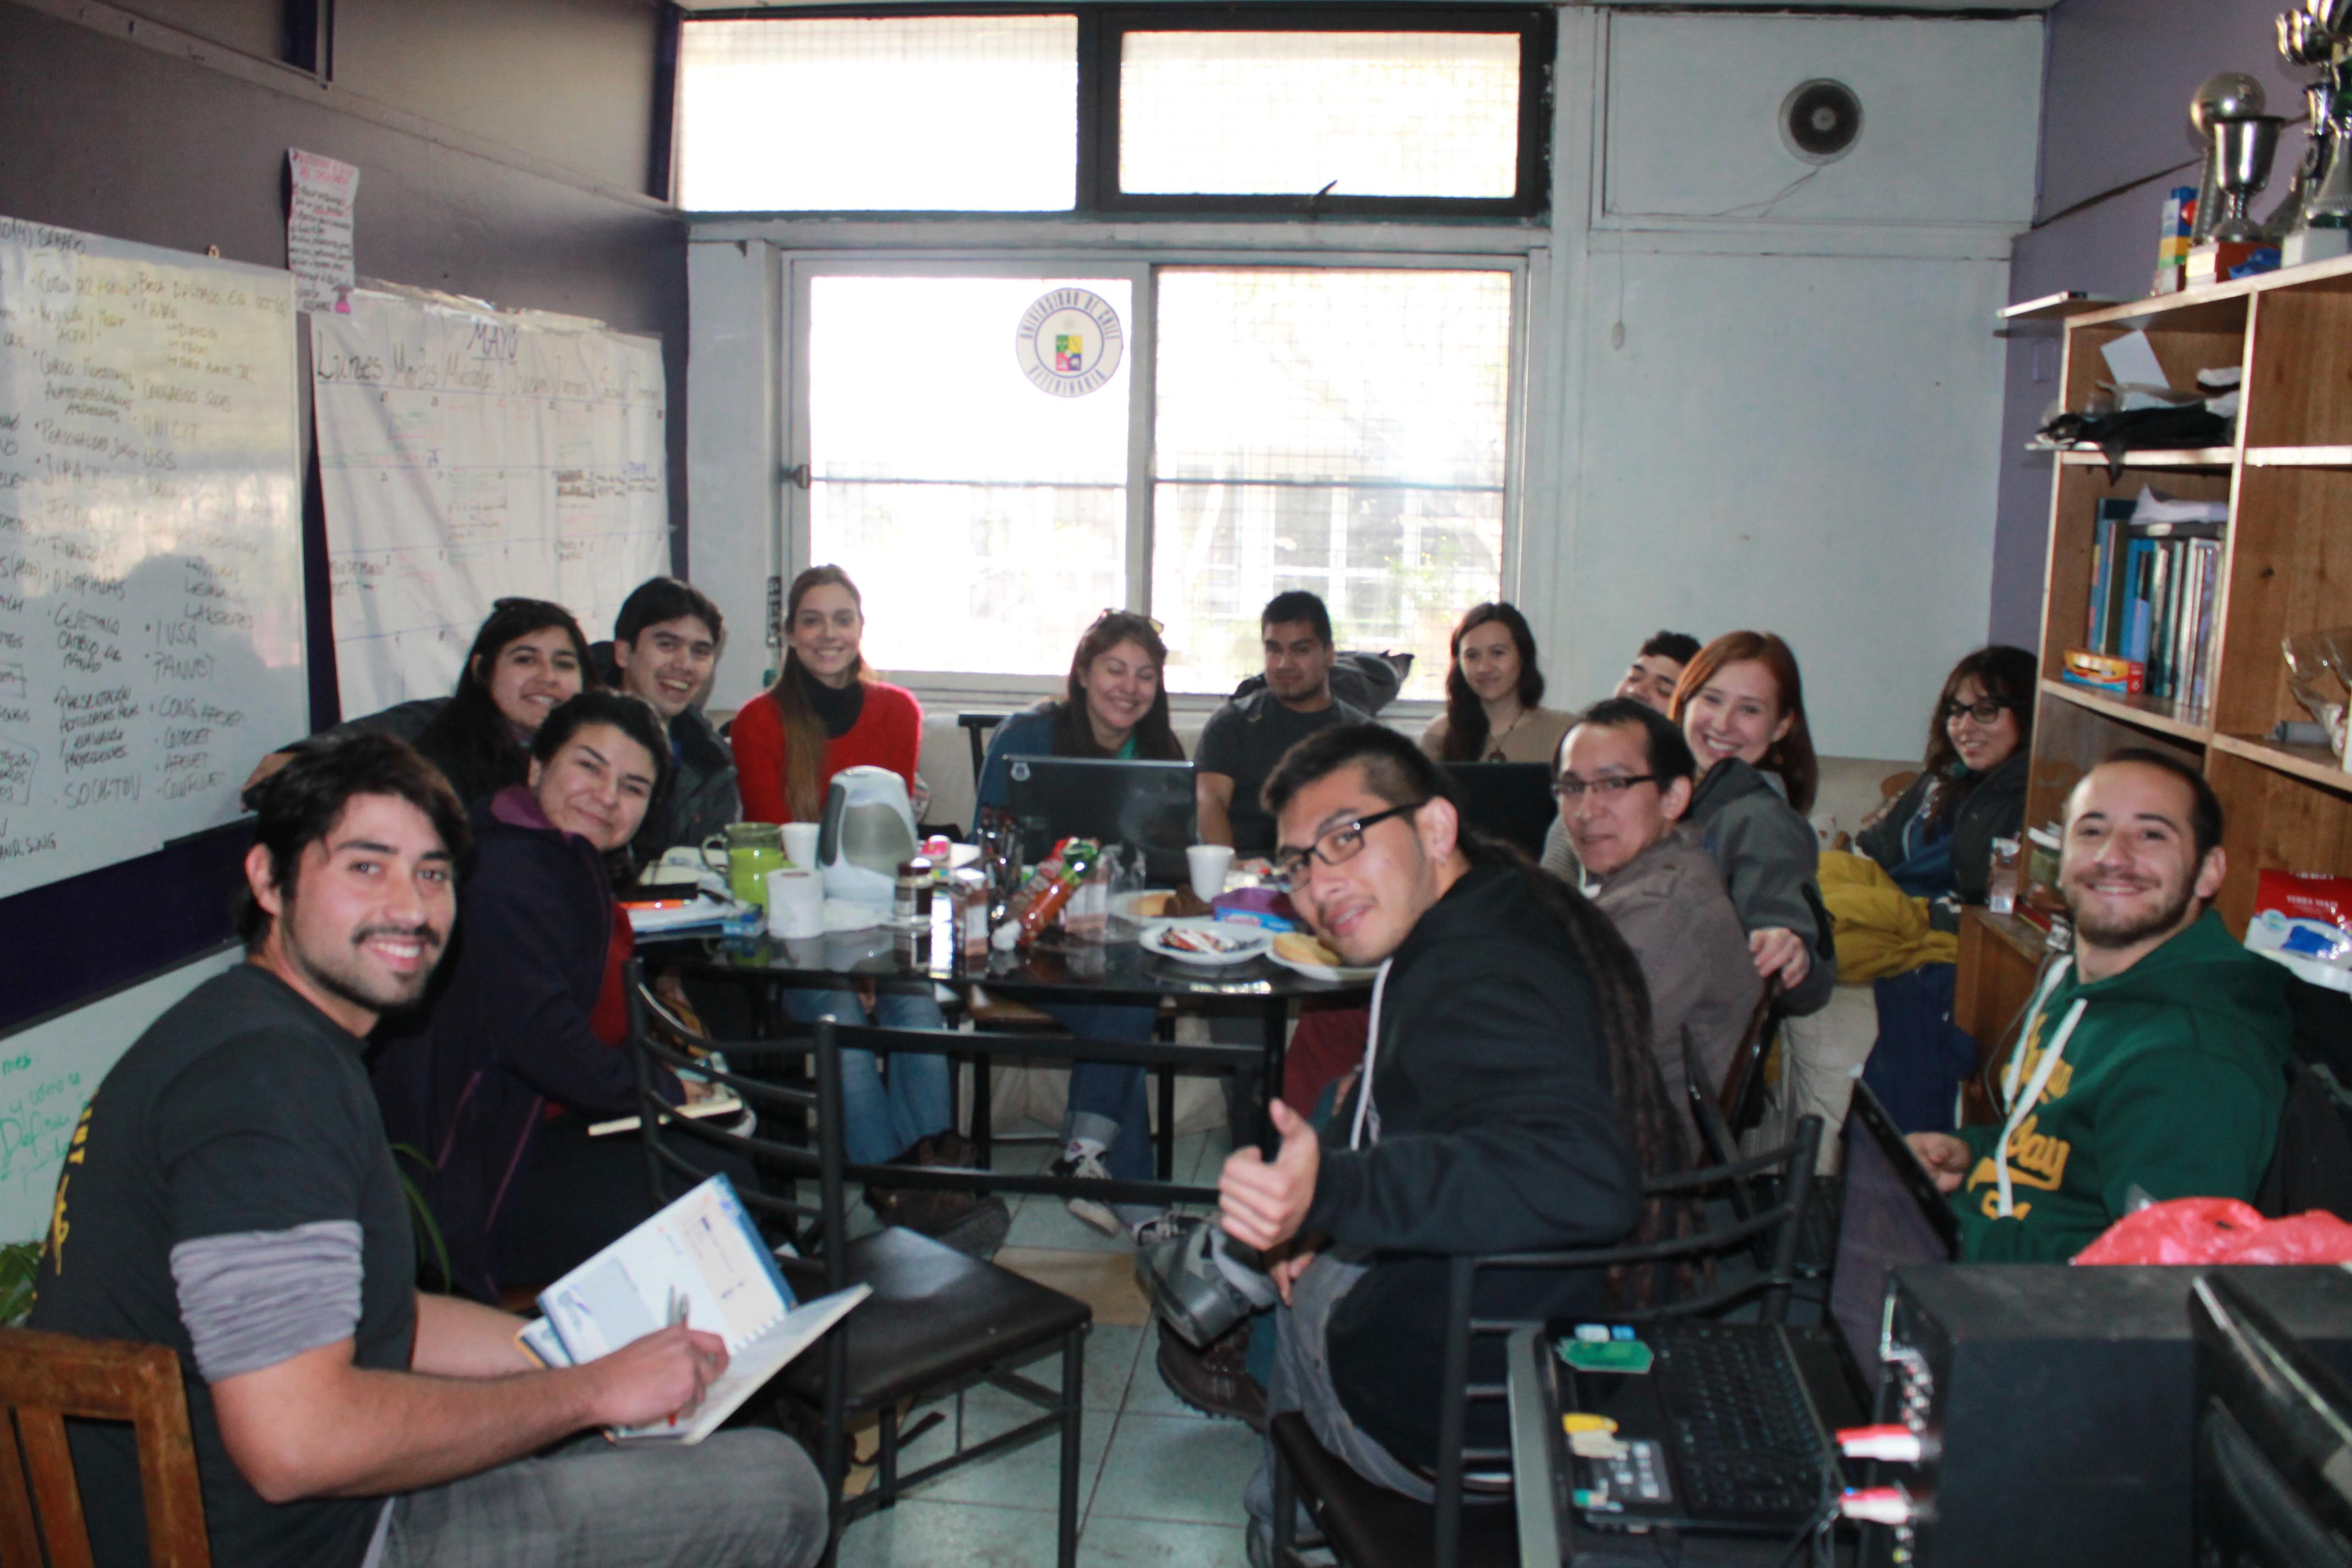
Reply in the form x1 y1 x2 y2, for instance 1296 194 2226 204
2277 0 2352 259
2191 72 2269 243
2212 115 2289 241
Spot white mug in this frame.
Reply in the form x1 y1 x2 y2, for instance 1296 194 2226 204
781 821 822 868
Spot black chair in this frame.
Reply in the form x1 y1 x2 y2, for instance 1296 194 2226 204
625 966 1094 1567
957 710 1010 799
1268 1115 1827 1568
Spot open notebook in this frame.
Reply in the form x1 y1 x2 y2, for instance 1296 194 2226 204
518 1174 867 1444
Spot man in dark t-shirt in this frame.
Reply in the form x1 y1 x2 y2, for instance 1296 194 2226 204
32 734 824 1568
1194 591 1369 856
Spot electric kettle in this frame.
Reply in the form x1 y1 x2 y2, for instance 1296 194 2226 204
816 765 917 913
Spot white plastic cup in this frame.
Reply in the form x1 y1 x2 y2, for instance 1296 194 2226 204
766 866 825 939
1186 844 1235 903
781 821 821 868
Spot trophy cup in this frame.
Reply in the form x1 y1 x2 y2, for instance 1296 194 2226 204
2191 72 2269 243
2278 0 2352 263
2212 115 2289 241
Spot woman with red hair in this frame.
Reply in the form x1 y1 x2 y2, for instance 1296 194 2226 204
1671 631 1836 1017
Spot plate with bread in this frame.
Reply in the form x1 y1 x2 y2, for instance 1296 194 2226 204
1266 930 1379 983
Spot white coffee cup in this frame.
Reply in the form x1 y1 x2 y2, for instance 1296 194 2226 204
781 821 821 868
766 866 824 939
1186 844 1235 903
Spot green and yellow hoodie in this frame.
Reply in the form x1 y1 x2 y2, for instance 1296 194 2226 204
1950 910 2291 1262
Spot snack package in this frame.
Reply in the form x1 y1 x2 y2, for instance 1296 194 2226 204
1212 886 1303 933
2243 868 2352 994
2061 647 2146 695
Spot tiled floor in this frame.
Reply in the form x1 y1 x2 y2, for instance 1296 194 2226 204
839 1125 1264 1567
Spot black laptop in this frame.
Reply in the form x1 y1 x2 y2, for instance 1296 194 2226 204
1004 757 1196 885
1830 1079 1963 1376
1440 762 1558 858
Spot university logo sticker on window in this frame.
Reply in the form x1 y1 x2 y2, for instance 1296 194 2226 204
1016 288 1124 398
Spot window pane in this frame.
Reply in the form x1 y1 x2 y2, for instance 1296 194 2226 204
1120 32 1521 198
808 276 1130 676
1152 270 1511 698
677 18 1077 211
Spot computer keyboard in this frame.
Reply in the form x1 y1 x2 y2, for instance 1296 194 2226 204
1651 1325 1829 1526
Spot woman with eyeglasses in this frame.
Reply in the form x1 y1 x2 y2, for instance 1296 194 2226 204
976 611 1186 1243
1851 646 2037 1137
1856 646 2036 907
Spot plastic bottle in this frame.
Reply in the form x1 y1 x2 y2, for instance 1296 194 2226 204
992 839 1099 950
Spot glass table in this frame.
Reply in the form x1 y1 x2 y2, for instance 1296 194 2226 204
639 922 1372 1205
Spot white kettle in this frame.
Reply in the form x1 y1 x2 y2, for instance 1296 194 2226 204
817 766 917 912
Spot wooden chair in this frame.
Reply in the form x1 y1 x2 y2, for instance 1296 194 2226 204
0 1327 210 1568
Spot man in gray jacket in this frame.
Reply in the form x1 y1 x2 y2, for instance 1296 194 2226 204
1552 699 1761 1153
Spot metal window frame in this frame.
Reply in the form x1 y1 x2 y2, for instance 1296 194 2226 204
778 249 1526 700
673 4 1554 221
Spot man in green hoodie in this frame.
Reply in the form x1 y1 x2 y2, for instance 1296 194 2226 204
1907 748 2290 1261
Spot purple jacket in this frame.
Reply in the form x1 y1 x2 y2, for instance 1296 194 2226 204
371 786 681 1300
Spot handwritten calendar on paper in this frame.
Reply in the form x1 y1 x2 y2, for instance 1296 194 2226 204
311 287 670 716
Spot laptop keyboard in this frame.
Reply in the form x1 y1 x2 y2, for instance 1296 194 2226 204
1652 1325 1828 1525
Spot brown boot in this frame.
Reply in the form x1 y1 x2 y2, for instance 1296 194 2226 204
1154 1315 1267 1431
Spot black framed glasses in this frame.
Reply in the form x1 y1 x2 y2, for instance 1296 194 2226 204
1271 803 1420 890
1552 774 1658 799
1941 699 2010 726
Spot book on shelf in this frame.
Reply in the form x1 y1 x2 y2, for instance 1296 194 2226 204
2079 488 2225 707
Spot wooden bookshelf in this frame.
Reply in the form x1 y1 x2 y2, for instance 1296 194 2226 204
2052 447 2235 470
2028 257 2352 935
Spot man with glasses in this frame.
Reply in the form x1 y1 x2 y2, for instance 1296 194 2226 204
1216 724 1644 1559
1554 698 1759 1152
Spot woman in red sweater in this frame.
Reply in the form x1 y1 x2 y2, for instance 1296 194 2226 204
731 565 922 823
727 567 1005 1255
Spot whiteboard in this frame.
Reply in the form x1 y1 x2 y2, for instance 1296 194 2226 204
0 946 239 1243
0 216 306 900
311 288 670 715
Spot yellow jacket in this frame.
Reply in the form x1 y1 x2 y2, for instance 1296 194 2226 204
1818 850 1956 983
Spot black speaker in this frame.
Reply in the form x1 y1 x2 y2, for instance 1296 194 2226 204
1782 79 1862 164
1858 1265 2352 1568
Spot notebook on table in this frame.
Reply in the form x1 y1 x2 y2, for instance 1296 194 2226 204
518 1174 867 1444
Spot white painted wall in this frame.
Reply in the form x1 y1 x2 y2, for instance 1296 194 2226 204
1 948 241 1242
685 8 2046 761
687 239 782 712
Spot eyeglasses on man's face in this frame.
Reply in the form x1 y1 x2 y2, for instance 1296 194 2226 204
1552 774 1658 799
1271 802 1420 891
1942 699 2009 726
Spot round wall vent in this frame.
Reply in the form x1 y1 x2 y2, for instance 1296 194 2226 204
1781 79 1862 165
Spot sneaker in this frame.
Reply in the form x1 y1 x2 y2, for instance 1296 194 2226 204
1154 1316 1267 1430
1047 1148 1121 1236
1135 1215 1275 1347
1129 1213 1187 1248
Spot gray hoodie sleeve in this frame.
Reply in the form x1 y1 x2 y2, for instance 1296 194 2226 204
1711 793 1836 1016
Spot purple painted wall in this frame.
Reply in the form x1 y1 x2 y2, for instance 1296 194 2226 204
1987 0 2306 647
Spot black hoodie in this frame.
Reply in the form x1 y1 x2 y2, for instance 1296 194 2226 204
1307 862 1642 1469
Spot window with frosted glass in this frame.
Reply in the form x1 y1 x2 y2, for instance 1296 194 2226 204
1151 269 1512 698
674 17 1078 212
806 276 1132 677
1118 31 1523 199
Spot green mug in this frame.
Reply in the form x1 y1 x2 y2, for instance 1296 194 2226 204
703 824 785 907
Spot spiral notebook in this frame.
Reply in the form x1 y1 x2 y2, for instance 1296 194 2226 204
522 1174 867 1444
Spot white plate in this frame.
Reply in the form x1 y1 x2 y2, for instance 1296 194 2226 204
1143 918 1272 967
1264 943 1380 984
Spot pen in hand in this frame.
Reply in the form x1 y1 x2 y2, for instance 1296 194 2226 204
668 1288 690 1427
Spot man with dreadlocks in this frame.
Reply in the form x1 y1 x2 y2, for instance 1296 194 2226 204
1219 723 1676 1558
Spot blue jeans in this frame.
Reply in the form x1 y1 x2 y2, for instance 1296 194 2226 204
781 986 953 1164
1039 1003 1157 1182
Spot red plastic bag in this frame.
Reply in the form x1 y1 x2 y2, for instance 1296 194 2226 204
2073 1196 2352 1265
